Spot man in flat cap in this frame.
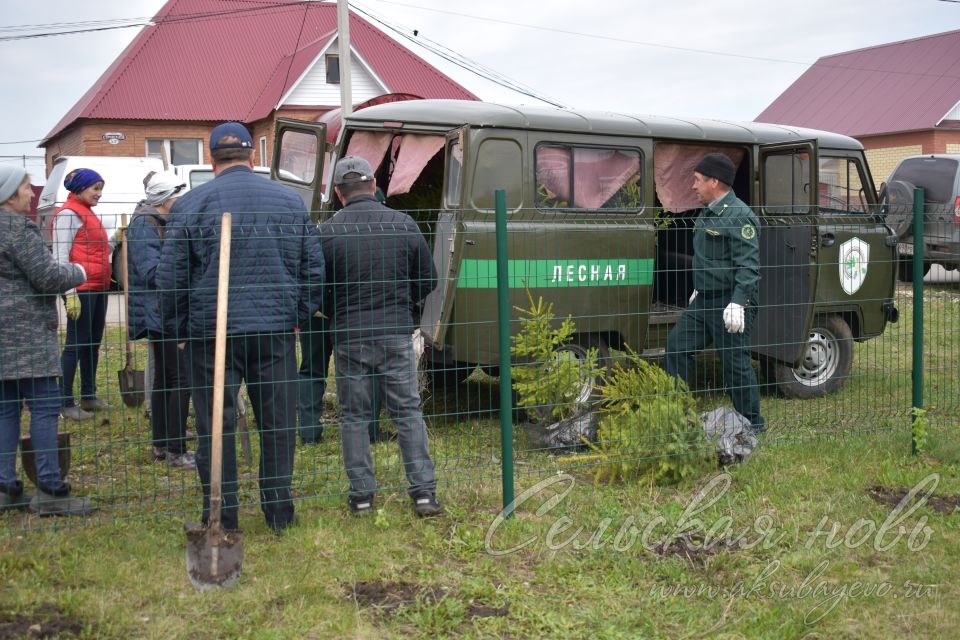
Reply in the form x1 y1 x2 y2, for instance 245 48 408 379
665 153 766 434
157 122 326 533
321 155 442 517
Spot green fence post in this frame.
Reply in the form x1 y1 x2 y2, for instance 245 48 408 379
495 189 515 517
911 186 924 456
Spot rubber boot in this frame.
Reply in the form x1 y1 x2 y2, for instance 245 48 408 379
29 482 95 517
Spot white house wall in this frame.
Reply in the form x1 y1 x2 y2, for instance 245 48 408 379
283 41 387 106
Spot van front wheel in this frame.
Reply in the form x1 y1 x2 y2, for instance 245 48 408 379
770 315 853 399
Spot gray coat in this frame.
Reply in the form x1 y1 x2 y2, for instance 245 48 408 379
0 208 86 380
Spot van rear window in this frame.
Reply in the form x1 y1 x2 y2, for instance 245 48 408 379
890 157 958 204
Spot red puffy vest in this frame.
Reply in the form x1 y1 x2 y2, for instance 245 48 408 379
53 194 112 292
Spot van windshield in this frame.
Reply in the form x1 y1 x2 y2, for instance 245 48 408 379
890 157 958 204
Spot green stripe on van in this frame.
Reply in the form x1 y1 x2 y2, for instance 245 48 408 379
457 258 654 289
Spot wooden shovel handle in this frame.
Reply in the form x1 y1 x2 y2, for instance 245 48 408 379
209 212 232 529
120 214 134 366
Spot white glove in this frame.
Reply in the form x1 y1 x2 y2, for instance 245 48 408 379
723 302 745 334
688 289 698 305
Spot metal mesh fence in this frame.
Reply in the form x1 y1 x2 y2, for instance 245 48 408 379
1 203 957 532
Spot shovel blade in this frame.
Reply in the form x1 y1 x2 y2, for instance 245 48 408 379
118 367 145 408
185 522 243 591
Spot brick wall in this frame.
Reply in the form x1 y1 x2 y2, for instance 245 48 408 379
43 110 330 177
859 129 960 183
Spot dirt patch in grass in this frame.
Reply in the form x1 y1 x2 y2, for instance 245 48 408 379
346 580 509 619
867 485 960 515
653 532 744 567
0 604 86 639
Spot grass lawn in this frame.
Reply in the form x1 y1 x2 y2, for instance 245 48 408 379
0 283 957 638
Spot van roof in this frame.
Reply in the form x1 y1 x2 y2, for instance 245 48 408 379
344 99 863 150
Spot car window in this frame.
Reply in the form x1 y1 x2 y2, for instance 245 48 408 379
818 156 869 214
535 144 643 211
890 157 958 204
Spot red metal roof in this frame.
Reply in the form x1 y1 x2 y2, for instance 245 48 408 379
43 0 477 142
755 29 960 137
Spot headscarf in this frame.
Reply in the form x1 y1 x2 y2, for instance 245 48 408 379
0 166 27 203
144 171 186 206
63 168 104 194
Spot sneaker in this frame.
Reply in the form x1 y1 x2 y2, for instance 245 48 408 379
348 494 375 516
152 447 167 461
412 492 443 518
61 405 93 421
0 481 31 512
80 397 111 411
167 451 197 470
29 483 95 517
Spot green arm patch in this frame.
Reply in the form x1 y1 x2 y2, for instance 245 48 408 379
741 224 756 240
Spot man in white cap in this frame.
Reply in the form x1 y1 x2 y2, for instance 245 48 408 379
127 171 195 470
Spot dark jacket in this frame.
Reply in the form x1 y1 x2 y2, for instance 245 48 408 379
0 208 86 380
156 165 325 339
126 201 166 340
321 194 438 342
692 190 761 306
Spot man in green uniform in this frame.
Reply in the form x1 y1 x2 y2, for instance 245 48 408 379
665 153 766 434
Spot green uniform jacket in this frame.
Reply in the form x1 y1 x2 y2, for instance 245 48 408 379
691 190 760 307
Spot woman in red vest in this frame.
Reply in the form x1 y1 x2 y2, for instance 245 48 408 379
53 168 113 421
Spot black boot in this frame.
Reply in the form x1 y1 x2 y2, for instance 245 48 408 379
0 480 30 511
29 482 95 517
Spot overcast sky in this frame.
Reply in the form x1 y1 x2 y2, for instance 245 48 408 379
1 0 956 184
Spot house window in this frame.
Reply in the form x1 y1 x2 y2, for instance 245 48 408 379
259 136 268 167
326 55 340 84
146 138 202 165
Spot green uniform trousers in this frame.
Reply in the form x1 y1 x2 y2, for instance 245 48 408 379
665 292 765 432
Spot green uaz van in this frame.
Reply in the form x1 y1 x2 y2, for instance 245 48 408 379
273 100 899 398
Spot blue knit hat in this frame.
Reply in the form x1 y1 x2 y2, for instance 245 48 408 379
63 168 105 194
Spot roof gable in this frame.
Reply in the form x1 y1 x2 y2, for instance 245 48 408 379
44 0 476 142
755 29 960 137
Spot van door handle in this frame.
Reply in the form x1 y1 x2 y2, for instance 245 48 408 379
821 232 836 247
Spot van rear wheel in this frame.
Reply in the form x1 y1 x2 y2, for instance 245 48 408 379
771 315 853 399
897 254 931 283
524 334 610 424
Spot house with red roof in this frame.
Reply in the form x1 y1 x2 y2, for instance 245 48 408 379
41 0 476 174
755 29 960 182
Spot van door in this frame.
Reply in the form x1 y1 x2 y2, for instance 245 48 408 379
756 141 820 365
271 118 326 216
420 129 466 348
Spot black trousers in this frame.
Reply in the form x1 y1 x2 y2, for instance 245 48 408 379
189 332 297 531
149 335 191 454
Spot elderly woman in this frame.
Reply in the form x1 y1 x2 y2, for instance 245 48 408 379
0 166 94 515
127 171 195 469
53 168 113 420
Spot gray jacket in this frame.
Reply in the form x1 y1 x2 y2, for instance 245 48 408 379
0 208 86 380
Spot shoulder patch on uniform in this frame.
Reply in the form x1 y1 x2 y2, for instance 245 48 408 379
741 224 756 240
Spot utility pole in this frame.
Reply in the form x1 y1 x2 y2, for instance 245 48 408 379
337 0 353 117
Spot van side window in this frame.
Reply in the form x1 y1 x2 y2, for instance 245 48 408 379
819 157 868 213
535 145 642 211
763 150 811 215
471 138 522 210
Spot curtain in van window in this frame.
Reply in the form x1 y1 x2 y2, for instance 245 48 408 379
345 131 392 175
571 148 640 209
387 134 445 196
654 144 745 213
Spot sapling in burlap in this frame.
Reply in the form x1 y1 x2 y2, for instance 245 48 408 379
510 289 602 425
591 348 712 484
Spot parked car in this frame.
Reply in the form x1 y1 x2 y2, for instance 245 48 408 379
173 163 270 189
272 100 899 398
880 154 960 281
